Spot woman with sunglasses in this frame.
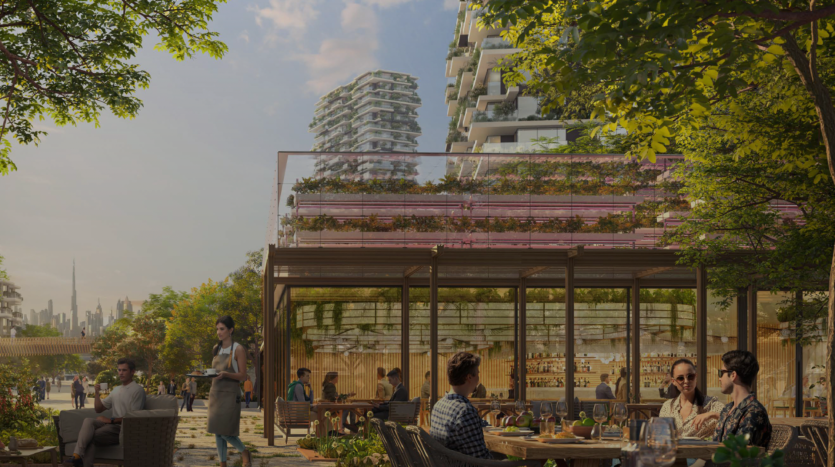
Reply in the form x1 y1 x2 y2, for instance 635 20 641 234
659 358 724 438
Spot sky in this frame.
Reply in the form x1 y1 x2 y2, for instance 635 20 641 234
0 0 460 318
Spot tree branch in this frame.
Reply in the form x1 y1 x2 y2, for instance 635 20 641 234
716 4 835 23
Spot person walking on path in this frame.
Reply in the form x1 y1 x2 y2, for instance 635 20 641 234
46 378 51 400
57 378 62 394
72 376 83 409
81 377 90 408
157 381 165 395
243 375 253 408
207 316 251 467
180 380 190 412
80 327 86 343
188 377 197 412
168 378 177 396
38 377 46 401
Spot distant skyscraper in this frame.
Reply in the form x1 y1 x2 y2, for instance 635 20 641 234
48 299 53 317
71 259 78 334
116 299 123 319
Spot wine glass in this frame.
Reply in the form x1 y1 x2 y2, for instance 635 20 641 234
490 396 501 427
639 417 677 467
592 404 608 440
540 402 553 436
555 400 568 431
612 402 628 429
515 399 525 416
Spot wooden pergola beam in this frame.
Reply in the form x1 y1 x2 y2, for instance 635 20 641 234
404 265 423 277
520 266 550 278
633 266 673 279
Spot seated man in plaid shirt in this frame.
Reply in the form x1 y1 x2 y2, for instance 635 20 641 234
430 352 492 459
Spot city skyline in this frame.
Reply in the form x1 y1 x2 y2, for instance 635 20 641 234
0 1 457 312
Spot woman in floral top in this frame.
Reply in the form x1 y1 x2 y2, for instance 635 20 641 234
659 359 724 439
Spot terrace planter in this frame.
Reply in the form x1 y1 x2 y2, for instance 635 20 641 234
296 448 338 462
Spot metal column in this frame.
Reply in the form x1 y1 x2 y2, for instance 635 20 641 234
519 278 527 401
565 257 575 419
747 284 757 393
795 291 804 417
631 278 641 403
696 267 708 395
401 278 410 391
429 247 441 406
264 248 275 446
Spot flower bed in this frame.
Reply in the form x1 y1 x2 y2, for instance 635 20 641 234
297 411 391 467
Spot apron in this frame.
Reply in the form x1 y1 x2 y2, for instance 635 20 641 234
207 345 241 436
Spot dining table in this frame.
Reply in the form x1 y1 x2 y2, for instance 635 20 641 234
312 401 375 437
484 433 720 467
770 416 828 428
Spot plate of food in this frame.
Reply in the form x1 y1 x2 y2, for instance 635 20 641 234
532 432 583 444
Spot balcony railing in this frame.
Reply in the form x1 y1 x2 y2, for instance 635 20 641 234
481 36 513 50
481 141 564 153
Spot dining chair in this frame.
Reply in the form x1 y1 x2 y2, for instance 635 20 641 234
800 420 829 467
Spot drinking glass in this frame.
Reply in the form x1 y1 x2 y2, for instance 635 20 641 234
540 402 553 436
639 417 677 467
612 402 628 428
555 400 569 431
593 404 608 440
515 399 526 416
490 397 501 427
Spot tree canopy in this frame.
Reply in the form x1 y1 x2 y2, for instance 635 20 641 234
0 0 228 175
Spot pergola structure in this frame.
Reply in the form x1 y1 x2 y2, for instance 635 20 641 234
260 243 762 446
258 151 792 446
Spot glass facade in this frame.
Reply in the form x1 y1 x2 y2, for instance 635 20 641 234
266 152 824 420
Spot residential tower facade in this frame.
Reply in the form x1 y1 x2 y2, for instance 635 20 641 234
309 70 422 154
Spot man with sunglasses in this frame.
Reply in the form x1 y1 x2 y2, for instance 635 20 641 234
713 350 772 447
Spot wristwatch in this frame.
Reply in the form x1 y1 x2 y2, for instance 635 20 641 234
110 418 115 424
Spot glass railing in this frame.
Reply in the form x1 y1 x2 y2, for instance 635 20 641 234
472 109 519 122
481 36 513 50
481 141 565 153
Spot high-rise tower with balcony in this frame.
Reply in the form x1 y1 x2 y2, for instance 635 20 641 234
444 2 586 154
0 279 23 336
309 70 422 154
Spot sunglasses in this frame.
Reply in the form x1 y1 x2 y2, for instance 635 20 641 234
674 374 696 383
718 369 733 377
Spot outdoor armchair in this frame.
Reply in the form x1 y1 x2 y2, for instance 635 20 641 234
274 398 311 444
404 425 540 467
54 394 178 467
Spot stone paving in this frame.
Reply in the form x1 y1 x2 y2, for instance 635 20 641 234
37 386 331 467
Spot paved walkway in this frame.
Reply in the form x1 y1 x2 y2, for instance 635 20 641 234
39 387 328 467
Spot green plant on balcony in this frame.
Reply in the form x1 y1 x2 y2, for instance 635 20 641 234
468 47 481 71
471 84 488 99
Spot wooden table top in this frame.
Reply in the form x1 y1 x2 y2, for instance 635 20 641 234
314 402 373 408
772 417 827 428
484 434 719 460
0 446 57 458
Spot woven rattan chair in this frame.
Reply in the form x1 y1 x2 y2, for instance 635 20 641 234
54 395 179 467
405 425 540 467
767 425 793 455
389 422 432 467
371 419 409 467
275 399 311 444
388 401 420 425
801 419 829 467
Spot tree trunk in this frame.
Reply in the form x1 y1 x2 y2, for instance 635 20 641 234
780 33 835 467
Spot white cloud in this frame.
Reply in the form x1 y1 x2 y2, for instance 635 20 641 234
298 36 380 94
248 0 320 32
239 30 250 43
341 1 378 33
249 0 415 93
443 0 459 10
361 0 412 8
